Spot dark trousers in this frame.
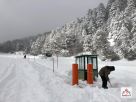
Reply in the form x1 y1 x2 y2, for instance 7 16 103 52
100 76 107 88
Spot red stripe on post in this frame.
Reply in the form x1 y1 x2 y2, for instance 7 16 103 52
72 64 78 85
87 64 93 84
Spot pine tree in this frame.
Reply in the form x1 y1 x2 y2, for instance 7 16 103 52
114 25 130 58
83 35 93 53
95 3 106 28
124 0 136 16
93 30 108 51
31 35 45 55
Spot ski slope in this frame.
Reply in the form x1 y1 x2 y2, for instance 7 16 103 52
0 54 136 102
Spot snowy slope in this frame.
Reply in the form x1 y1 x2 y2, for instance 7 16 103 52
0 54 136 102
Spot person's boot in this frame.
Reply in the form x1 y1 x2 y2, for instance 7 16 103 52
102 86 108 89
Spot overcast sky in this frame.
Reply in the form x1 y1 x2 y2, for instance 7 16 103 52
0 0 108 43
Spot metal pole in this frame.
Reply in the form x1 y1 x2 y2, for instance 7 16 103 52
108 80 112 87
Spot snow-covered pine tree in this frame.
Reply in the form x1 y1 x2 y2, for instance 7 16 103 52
93 29 108 52
83 34 93 53
92 29 109 59
124 0 136 17
31 35 46 55
114 24 130 58
93 29 119 60
95 3 107 28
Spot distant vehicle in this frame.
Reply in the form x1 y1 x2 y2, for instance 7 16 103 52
24 55 26 59
45 52 52 57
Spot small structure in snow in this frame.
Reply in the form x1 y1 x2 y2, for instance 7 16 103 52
75 54 98 80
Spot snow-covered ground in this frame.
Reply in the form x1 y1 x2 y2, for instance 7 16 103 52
0 54 136 102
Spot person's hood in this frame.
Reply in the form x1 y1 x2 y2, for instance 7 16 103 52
107 66 115 71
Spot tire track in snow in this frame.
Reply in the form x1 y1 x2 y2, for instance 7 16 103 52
0 62 15 85
30 60 72 83
14 59 50 102
28 61 61 102
0 59 19 102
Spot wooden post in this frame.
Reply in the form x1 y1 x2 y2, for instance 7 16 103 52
53 57 54 72
57 55 58 69
72 64 78 85
87 64 93 84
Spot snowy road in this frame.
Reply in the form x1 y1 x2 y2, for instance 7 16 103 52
0 55 88 102
0 54 136 102
0 57 50 102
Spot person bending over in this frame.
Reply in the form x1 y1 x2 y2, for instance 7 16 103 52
99 66 115 89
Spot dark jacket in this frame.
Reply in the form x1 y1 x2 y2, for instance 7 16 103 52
99 66 115 80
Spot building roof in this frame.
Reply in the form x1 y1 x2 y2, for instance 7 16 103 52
75 54 97 58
